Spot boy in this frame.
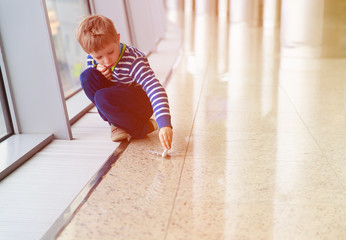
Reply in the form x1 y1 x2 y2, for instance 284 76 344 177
76 15 172 150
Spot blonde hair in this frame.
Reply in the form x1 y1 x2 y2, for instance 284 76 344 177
76 15 118 53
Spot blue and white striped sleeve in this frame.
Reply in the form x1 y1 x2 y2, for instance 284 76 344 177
86 55 96 68
130 57 172 129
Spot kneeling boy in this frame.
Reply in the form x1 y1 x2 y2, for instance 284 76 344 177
76 15 173 150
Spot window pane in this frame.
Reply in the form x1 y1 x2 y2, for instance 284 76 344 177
46 0 90 98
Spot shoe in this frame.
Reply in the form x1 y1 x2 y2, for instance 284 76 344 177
147 119 158 134
111 125 130 142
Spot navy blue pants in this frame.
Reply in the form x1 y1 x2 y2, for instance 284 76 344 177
80 68 153 138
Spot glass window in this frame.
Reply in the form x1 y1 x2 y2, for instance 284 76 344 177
0 67 13 142
46 0 90 98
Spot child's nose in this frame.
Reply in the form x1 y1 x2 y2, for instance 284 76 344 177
105 57 112 65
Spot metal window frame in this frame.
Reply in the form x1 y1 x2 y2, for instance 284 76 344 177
0 67 14 142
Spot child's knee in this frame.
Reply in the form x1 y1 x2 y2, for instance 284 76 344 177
94 89 113 108
94 89 106 107
80 68 95 85
80 67 95 77
94 89 123 113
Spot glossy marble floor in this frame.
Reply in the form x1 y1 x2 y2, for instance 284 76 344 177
58 5 346 240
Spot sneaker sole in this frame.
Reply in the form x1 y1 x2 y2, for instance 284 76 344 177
111 133 130 142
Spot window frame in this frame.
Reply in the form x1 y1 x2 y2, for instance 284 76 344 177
0 67 14 142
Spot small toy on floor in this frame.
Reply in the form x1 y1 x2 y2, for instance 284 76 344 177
162 149 168 158
149 149 169 158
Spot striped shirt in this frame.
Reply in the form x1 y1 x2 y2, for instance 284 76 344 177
86 43 172 129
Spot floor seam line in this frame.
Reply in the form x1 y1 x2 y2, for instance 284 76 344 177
163 57 211 240
279 82 345 189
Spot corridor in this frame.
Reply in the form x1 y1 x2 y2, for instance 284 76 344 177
57 1 346 239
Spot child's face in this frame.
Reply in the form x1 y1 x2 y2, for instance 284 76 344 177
90 34 120 68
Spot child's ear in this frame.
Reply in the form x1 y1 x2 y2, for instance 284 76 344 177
117 33 121 43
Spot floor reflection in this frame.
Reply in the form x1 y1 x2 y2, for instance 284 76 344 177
166 0 346 239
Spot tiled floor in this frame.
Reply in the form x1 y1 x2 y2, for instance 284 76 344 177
57 4 346 240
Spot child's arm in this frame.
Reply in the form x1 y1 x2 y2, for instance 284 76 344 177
130 56 173 149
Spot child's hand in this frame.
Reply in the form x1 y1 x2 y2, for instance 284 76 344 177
159 126 173 150
96 64 112 80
